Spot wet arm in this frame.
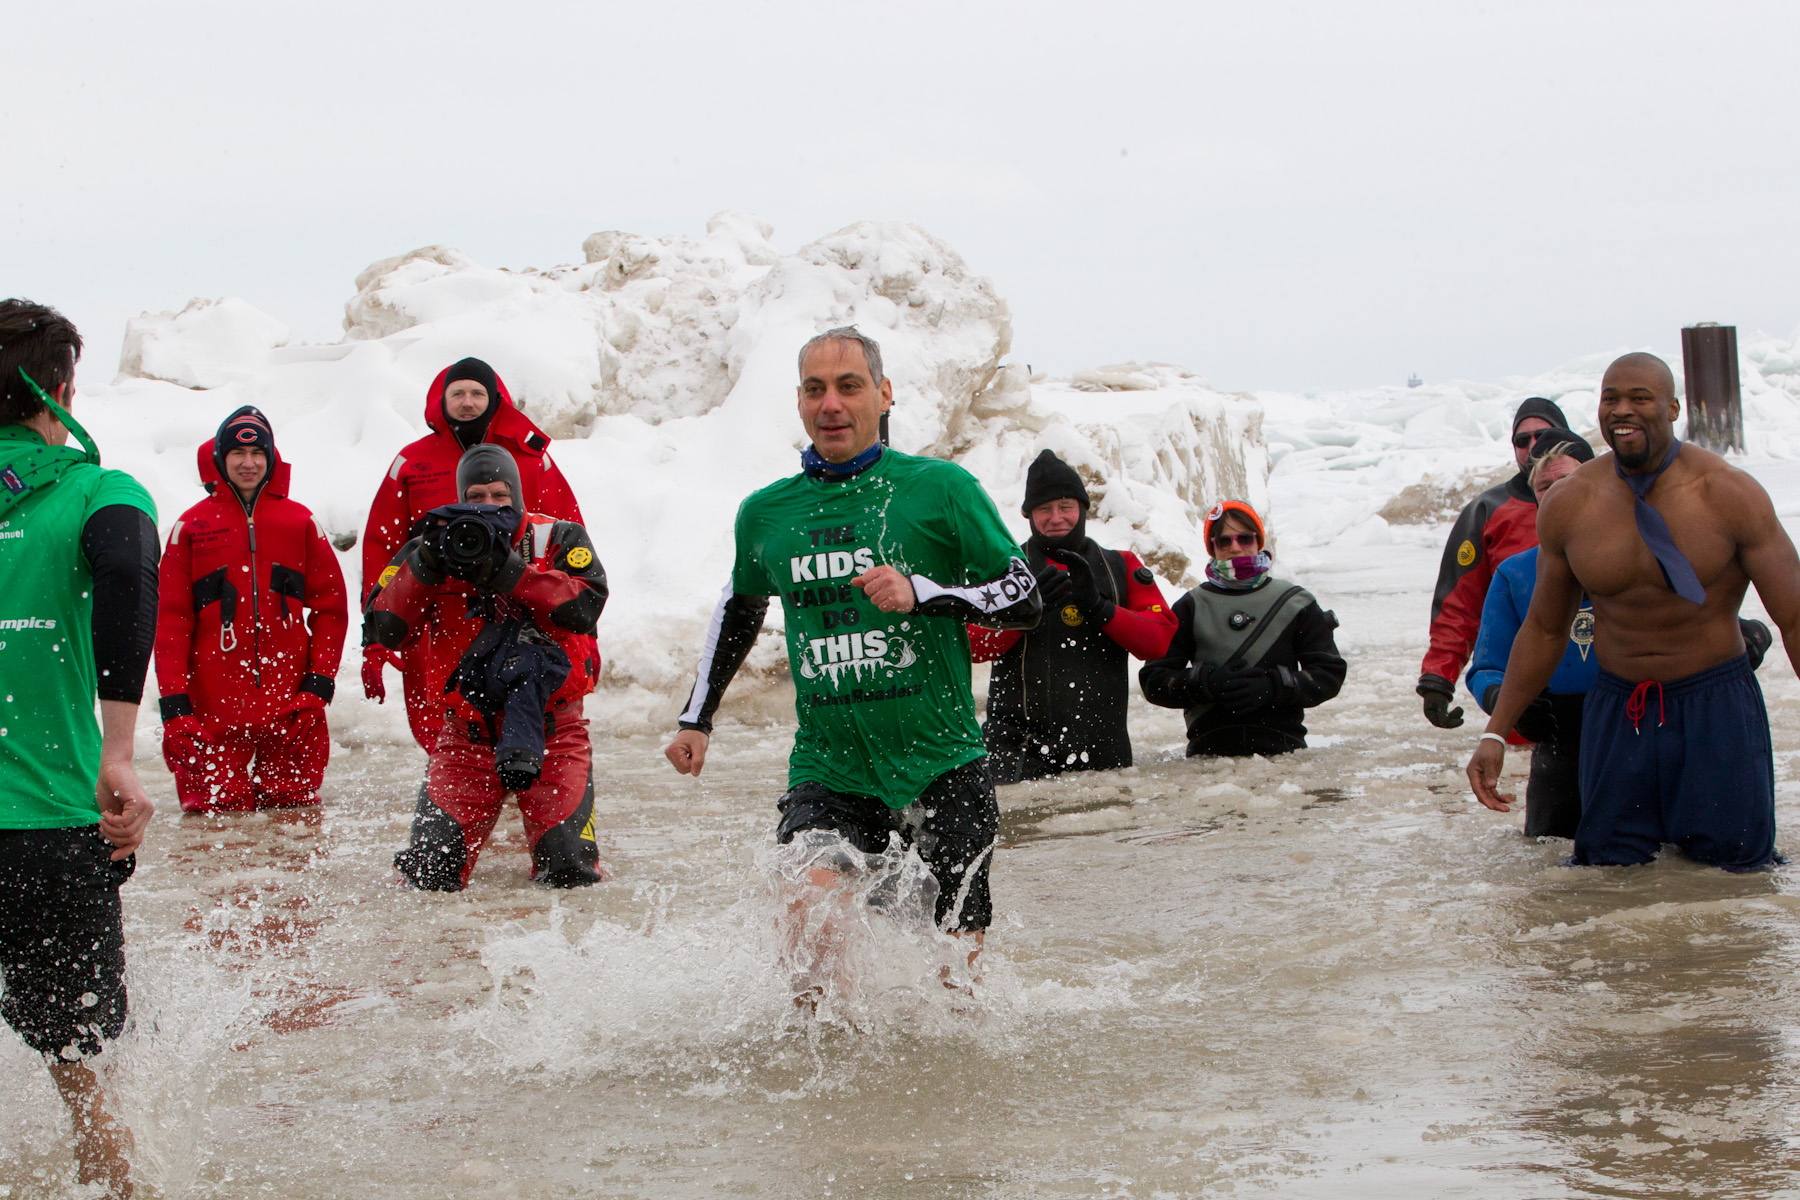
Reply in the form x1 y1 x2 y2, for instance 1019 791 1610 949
81 506 160 705
1464 567 1525 712
967 626 1023 662
1289 605 1346 707
1734 474 1800 677
153 513 197 706
1103 563 1177 660
677 585 771 734
360 459 410 607
1483 507 1580 737
301 518 350 696
1421 497 1497 681
364 539 434 651
506 523 609 634
1138 593 1199 708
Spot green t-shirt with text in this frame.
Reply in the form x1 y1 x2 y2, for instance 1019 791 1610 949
732 450 1020 807
0 425 157 829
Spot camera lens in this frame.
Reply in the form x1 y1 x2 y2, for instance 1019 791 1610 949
444 517 494 566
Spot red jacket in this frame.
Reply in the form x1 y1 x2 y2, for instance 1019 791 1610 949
1421 472 1539 683
969 549 1175 663
157 441 349 726
360 365 583 605
367 513 606 728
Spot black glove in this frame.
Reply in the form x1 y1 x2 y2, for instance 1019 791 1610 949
1185 661 1225 703
1034 558 1072 610
1216 667 1279 713
1044 550 1116 624
1742 618 1773 671
1418 673 1464 729
408 534 447 586
1512 693 1559 744
470 544 527 594
496 748 542 793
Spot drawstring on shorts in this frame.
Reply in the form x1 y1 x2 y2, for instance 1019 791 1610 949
1626 679 1664 734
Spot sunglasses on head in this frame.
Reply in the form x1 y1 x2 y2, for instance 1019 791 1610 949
1213 532 1260 550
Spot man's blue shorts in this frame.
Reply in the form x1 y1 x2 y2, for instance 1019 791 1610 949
1575 655 1776 871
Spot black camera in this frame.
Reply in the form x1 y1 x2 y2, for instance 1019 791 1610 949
442 514 498 573
416 503 521 587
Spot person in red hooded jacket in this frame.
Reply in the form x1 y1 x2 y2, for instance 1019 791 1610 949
366 445 608 889
156 406 349 812
359 357 584 749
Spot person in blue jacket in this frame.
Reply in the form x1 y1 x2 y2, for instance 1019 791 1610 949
1469 428 1773 838
1467 431 1597 836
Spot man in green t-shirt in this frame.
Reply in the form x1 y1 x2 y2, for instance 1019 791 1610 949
0 300 159 1200
664 327 1041 977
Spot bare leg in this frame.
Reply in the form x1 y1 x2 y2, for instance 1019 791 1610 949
784 864 857 1008
944 929 984 989
47 1061 134 1199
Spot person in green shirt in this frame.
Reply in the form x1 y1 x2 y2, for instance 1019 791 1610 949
664 327 1041 988
0 300 159 1200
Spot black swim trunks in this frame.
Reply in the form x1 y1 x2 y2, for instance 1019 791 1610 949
776 758 999 932
0 826 133 1059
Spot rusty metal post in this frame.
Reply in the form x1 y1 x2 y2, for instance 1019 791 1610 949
1680 323 1744 452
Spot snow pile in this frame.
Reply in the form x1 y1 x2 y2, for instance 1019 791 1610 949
118 297 292 390
89 214 1264 738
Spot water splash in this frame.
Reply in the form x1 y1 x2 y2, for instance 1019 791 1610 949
106 929 278 1198
452 832 1111 1090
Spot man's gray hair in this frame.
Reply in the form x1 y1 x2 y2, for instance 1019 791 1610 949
797 326 884 387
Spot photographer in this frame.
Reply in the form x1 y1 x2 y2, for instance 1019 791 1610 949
359 357 584 751
365 445 608 890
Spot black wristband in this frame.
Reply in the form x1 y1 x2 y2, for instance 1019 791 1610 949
1416 673 1455 699
159 693 194 721
298 673 336 703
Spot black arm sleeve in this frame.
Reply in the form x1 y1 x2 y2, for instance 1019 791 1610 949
1139 592 1201 709
910 557 1043 630
676 585 770 734
80 505 160 704
544 520 609 634
1287 604 1347 709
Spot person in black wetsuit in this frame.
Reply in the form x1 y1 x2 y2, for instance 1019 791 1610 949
1140 500 1346 757
970 450 1177 782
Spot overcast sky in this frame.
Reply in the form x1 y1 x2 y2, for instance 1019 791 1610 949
9 0 1799 393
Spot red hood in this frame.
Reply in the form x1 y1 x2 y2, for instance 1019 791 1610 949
423 365 553 460
198 439 290 499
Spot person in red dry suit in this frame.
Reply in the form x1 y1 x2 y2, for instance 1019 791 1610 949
1416 395 1570 729
366 445 608 889
156 406 348 812
359 357 583 749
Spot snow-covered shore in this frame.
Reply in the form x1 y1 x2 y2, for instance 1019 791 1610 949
69 212 1800 740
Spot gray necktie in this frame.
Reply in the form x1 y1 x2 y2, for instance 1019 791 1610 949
1616 440 1705 605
